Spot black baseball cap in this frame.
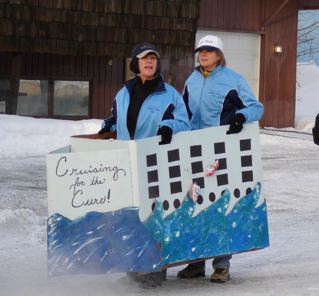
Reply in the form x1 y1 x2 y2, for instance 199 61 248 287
131 42 160 59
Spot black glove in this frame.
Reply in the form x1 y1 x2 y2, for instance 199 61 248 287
98 126 110 135
227 113 246 134
313 113 319 145
157 126 173 145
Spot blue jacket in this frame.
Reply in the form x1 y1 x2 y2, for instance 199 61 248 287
183 66 264 130
102 76 191 140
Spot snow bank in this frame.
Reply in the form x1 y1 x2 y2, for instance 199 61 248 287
0 208 45 246
0 115 102 158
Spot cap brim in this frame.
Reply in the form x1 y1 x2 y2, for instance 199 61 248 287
136 50 160 58
194 46 219 53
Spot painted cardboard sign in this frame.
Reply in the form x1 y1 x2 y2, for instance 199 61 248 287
47 122 269 276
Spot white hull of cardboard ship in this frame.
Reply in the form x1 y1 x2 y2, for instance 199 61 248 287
47 122 269 276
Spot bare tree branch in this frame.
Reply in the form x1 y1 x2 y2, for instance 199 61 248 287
298 11 319 61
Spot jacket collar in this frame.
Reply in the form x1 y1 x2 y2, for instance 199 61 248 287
125 75 165 96
195 65 222 77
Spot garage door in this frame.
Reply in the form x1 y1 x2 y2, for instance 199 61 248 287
195 30 260 98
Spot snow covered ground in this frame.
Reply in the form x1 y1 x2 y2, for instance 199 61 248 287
1 61 319 295
1 115 319 296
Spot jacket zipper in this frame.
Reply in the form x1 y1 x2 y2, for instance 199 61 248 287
133 90 166 138
199 75 206 129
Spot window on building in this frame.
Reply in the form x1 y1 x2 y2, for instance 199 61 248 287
0 80 10 113
2 79 90 118
17 80 49 116
54 81 89 116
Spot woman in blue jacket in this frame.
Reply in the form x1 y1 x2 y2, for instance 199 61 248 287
99 42 190 144
177 35 264 283
99 42 190 288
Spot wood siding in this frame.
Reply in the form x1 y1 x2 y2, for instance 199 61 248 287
298 0 319 9
259 0 298 128
0 0 200 120
0 0 199 59
161 57 194 92
198 0 262 32
0 52 124 119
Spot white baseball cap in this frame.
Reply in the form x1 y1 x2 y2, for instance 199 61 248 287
195 35 224 53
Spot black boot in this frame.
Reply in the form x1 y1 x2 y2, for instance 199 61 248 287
134 272 163 288
177 261 205 279
162 269 167 281
210 268 230 283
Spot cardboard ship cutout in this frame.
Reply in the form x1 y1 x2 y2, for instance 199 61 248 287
47 122 269 276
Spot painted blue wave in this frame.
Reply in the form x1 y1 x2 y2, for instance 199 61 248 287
47 208 161 276
48 183 269 275
143 182 269 266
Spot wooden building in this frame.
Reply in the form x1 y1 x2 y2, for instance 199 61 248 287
0 0 319 127
0 0 199 120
